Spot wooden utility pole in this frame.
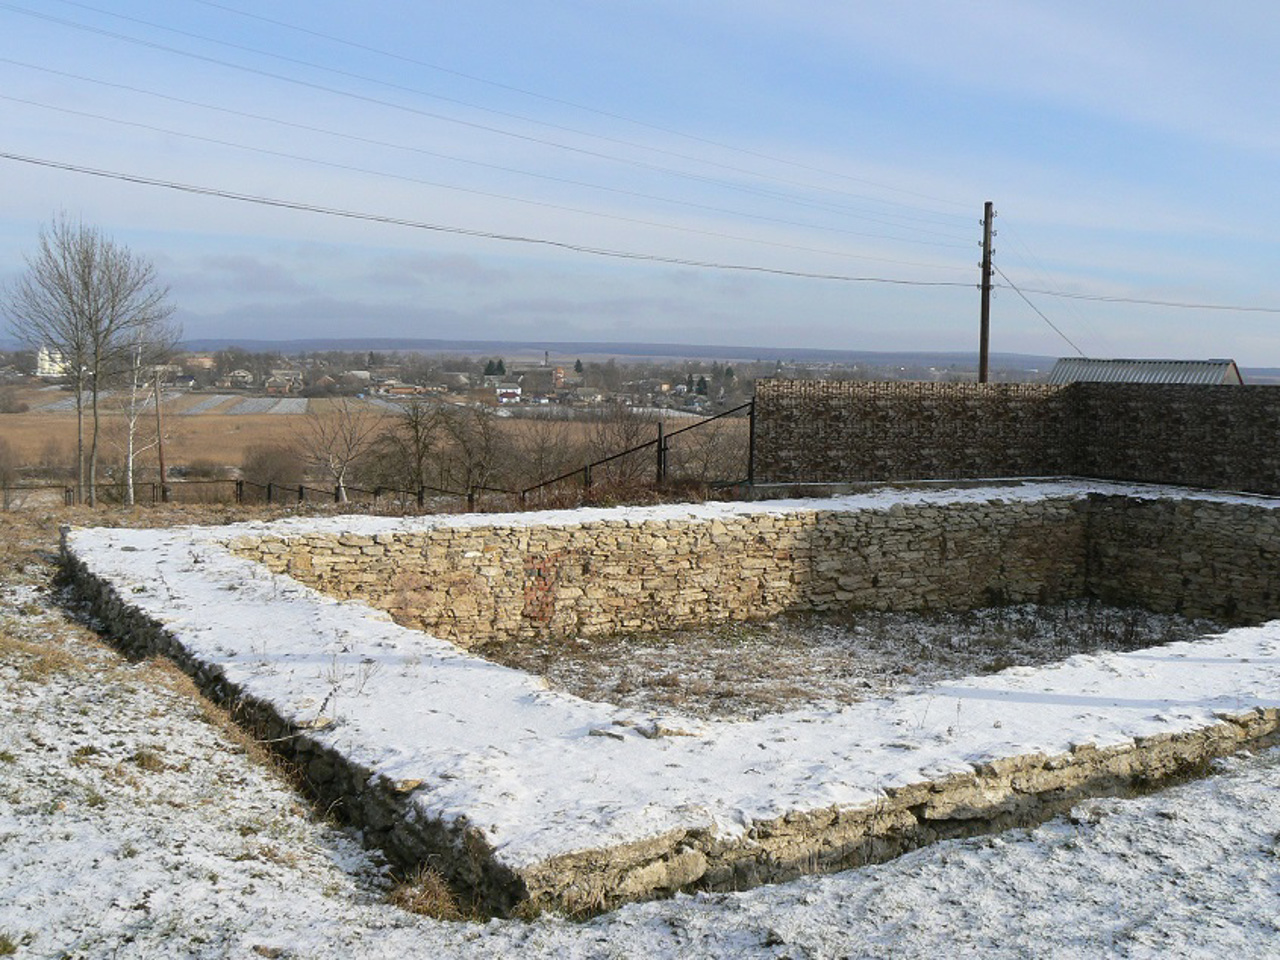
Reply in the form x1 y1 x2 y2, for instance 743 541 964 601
979 201 995 383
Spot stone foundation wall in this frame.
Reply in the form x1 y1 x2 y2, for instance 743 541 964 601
1086 495 1280 623
233 498 1088 646
233 491 1280 647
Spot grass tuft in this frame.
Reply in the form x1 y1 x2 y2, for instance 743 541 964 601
388 864 465 921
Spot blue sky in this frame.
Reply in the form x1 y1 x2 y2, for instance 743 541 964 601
4 1 1280 363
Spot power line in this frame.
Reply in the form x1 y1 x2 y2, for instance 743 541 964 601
993 265 1086 356
1 95 971 272
24 0 973 239
0 151 981 288
182 0 974 218
0 63 971 252
999 286 1280 314
996 218 1113 354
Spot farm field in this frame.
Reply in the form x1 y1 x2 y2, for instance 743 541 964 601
1 385 747 491
3 506 1280 957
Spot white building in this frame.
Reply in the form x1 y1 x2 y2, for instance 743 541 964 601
36 346 70 378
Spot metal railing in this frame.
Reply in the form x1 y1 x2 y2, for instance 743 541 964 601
519 399 754 505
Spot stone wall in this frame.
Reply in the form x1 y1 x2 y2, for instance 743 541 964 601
753 379 1280 495
1072 384 1280 493
68 488 1280 915
753 380 1071 483
235 498 1088 646
232 490 1280 648
1086 494 1280 623
49 541 1280 914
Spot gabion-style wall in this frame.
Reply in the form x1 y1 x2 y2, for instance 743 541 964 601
753 380 1280 495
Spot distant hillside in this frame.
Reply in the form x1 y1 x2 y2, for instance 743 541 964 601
176 336 1055 370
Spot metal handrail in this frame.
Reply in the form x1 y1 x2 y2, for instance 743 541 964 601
520 398 755 500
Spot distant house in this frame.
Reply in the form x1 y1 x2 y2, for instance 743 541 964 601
264 375 298 396
216 369 255 389
495 382 522 404
573 386 604 404
36 346 69 378
1047 358 1243 385
374 381 425 397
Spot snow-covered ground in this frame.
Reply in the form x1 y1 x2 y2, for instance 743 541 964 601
62 482 1280 892
4 585 1280 958
5 486 1280 956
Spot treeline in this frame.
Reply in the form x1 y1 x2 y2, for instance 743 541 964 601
265 399 748 503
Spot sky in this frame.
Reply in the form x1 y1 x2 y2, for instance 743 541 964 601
3 1 1280 363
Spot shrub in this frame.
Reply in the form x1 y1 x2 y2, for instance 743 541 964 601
183 458 230 480
0 388 28 414
388 864 464 920
242 443 306 486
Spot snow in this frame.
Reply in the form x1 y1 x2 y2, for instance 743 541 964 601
63 480 1280 876
7 481 1280 955
179 394 238 415
5 595 1280 957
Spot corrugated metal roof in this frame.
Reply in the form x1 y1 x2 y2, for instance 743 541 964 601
1047 358 1243 385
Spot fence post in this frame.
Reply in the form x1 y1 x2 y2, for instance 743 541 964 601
298 484 306 503
747 397 756 484
466 488 476 512
65 486 74 506
235 479 244 504
334 485 341 504
266 482 274 504
417 486 425 508
583 463 592 488
656 421 666 483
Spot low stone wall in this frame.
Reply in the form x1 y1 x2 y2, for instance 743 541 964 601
60 547 530 912
63 487 1280 916
1086 495 1280 623
233 491 1280 647
234 497 1088 646
523 707 1280 913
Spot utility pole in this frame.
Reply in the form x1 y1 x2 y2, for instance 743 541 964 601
979 201 995 383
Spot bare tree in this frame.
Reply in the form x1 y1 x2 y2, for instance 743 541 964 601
511 416 587 488
438 405 503 493
586 405 658 484
366 398 447 492
5 215 173 504
295 398 385 502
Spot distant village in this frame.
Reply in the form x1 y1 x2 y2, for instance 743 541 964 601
0 345 1032 415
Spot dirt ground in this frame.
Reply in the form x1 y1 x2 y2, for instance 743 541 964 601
476 604 1228 720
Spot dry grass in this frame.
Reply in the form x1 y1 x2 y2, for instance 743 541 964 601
388 864 466 920
0 631 82 681
477 603 1227 721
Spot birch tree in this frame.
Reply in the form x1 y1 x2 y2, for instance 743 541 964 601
296 398 385 502
113 319 181 504
4 216 174 504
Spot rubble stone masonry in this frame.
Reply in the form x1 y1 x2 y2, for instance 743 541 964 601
231 491 1280 648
